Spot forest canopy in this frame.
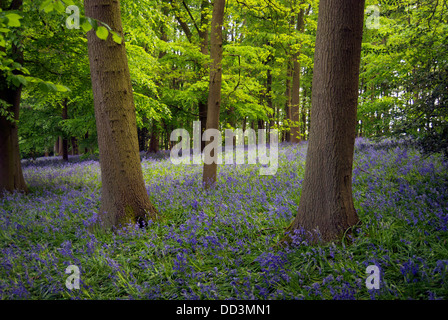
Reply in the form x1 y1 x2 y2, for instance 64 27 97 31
0 0 445 159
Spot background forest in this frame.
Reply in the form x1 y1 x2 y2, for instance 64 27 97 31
1 0 446 159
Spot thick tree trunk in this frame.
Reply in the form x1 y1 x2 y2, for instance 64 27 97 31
0 84 28 195
285 0 365 243
84 0 158 229
290 10 305 143
0 0 27 196
202 0 225 188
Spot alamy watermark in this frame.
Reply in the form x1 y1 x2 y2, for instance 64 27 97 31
65 4 382 31
65 5 80 29
366 5 381 30
170 121 278 176
65 265 80 290
366 265 381 289
63 264 380 292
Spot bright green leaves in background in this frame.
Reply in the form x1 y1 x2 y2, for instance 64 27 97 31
39 0 123 44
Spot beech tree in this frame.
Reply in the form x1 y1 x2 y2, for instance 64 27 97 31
0 0 28 195
202 0 225 188
285 0 365 243
289 8 305 143
84 0 158 229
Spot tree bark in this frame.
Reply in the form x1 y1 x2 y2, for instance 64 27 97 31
61 99 69 161
197 0 210 151
290 10 305 143
285 59 292 142
0 83 28 195
84 0 158 229
0 0 27 196
285 0 365 244
71 137 78 155
148 121 159 153
202 0 225 189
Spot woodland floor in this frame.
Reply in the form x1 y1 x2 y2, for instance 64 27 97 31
1 138 448 299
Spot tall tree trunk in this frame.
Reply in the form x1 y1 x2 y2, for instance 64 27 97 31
285 0 365 243
198 0 210 152
137 126 148 152
84 0 158 229
301 86 307 140
266 53 273 133
148 121 159 153
290 9 305 143
0 83 28 195
71 137 78 155
202 0 225 189
0 0 27 195
61 99 69 161
285 59 292 142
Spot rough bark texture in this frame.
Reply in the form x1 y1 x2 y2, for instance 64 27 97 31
290 10 304 143
84 0 158 229
286 0 365 243
202 0 225 188
0 0 27 196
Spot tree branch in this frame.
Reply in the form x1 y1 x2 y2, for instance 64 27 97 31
182 0 201 35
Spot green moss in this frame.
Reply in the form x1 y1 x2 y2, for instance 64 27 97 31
118 204 136 226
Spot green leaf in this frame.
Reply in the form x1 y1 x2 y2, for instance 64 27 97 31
38 81 59 93
81 19 92 33
15 75 28 86
62 0 76 6
40 0 54 13
96 26 109 40
54 1 66 14
5 13 22 27
55 84 70 92
112 31 122 44
38 81 51 93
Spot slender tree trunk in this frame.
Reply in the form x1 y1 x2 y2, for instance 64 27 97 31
137 126 148 152
148 122 159 154
198 0 210 152
285 0 365 243
202 0 225 189
285 59 292 142
290 9 305 143
301 93 307 140
71 137 78 155
0 0 27 196
266 54 273 133
84 132 89 154
84 0 158 229
61 99 69 161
